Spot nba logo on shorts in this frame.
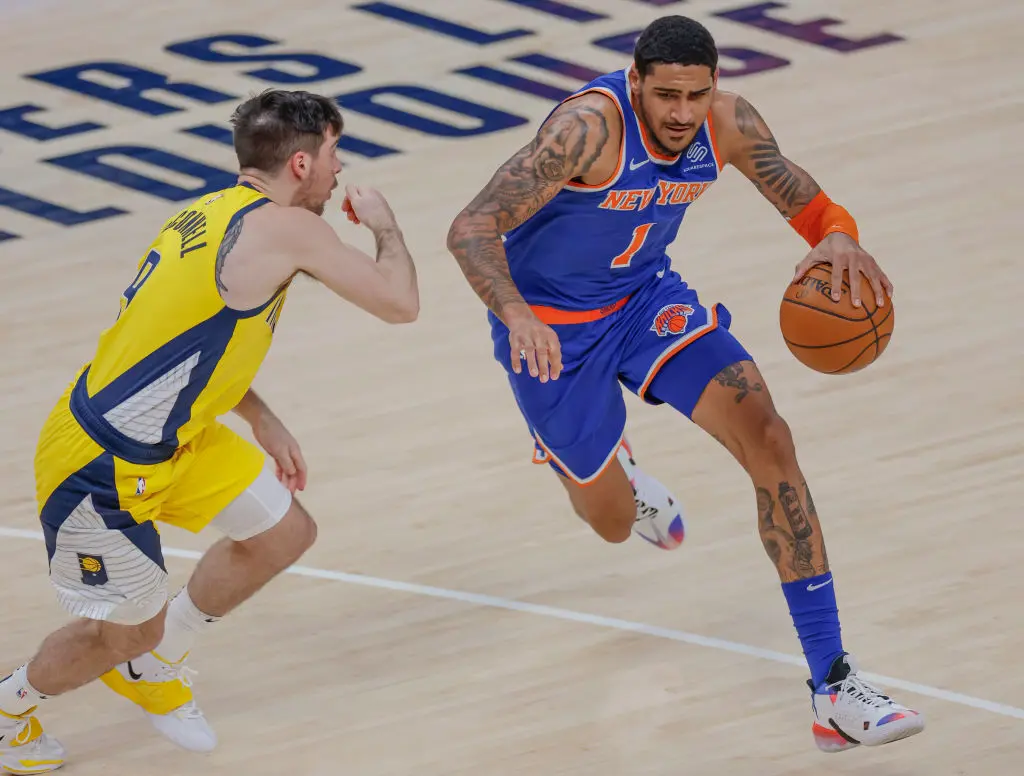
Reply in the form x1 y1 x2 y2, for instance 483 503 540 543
136 477 146 496
651 303 695 336
16 688 27 700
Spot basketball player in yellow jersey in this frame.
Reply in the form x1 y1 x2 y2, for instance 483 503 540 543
0 89 419 773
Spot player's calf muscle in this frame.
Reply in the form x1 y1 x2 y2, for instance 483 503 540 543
694 362 829 581
558 467 634 543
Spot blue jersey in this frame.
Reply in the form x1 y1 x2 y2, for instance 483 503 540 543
503 67 722 312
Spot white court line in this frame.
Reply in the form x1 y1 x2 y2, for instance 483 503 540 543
3 525 1022 721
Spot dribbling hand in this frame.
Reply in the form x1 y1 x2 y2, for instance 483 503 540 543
341 183 397 234
506 305 562 383
793 232 894 308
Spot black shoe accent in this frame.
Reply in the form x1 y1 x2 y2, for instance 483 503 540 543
127 661 143 681
829 718 861 745
824 653 853 686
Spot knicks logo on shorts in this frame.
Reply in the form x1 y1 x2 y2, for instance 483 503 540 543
651 303 695 337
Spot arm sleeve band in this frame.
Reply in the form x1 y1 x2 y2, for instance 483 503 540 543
787 190 859 247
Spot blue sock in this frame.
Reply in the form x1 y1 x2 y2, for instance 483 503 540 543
781 571 844 688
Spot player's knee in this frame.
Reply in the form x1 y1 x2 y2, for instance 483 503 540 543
583 504 635 544
293 500 317 553
240 498 317 568
742 410 796 471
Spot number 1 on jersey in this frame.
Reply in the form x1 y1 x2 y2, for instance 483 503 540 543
610 223 654 269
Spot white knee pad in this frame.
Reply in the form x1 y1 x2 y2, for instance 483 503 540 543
210 467 293 541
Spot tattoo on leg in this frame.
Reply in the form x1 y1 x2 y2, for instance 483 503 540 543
804 481 829 570
756 486 775 533
778 482 812 540
779 481 815 576
713 363 763 404
764 537 783 566
756 480 826 581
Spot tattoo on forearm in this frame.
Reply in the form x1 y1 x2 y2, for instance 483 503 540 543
447 104 610 316
734 96 820 216
713 363 764 404
216 215 244 293
756 480 828 581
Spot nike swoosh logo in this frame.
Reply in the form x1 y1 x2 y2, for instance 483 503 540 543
807 578 834 592
629 158 649 171
127 661 143 681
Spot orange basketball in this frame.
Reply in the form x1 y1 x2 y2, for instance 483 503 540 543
779 263 894 374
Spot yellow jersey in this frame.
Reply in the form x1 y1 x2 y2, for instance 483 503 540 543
68 182 289 464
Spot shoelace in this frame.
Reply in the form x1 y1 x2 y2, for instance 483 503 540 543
837 673 898 711
157 663 205 721
0 717 46 751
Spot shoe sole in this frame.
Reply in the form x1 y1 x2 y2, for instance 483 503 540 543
0 760 64 774
815 716 925 753
813 722 859 753
864 717 926 747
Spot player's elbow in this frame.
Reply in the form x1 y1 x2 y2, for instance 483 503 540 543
394 298 420 323
445 217 466 255
446 212 495 257
381 293 419 324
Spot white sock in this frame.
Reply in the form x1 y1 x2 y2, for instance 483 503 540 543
0 665 48 717
153 587 221 665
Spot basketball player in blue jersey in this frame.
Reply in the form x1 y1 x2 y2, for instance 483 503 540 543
448 16 923 753
0 90 419 773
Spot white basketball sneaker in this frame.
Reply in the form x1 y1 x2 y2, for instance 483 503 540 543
99 652 216 753
810 654 925 753
0 710 66 774
617 439 686 550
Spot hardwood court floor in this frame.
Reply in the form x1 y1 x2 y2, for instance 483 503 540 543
1 1 1021 774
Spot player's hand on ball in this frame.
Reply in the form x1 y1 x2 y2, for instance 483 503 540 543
793 232 894 308
342 183 397 234
506 305 562 383
252 410 308 494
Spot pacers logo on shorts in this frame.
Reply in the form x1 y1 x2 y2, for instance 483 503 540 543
651 303 695 337
77 554 109 586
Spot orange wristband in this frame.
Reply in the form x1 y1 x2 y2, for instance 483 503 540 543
788 191 859 246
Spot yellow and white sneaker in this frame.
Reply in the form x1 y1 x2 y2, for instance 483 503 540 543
0 710 65 774
100 653 216 753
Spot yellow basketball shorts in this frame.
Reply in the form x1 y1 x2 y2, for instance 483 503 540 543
33 386 291 625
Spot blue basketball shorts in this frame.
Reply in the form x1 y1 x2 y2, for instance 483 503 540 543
489 269 752 485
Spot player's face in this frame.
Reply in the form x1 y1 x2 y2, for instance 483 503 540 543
631 64 717 155
294 131 343 216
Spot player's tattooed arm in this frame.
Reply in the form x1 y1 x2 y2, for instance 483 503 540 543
725 95 822 219
446 99 612 320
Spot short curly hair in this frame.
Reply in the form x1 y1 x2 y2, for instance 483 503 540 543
634 15 718 77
